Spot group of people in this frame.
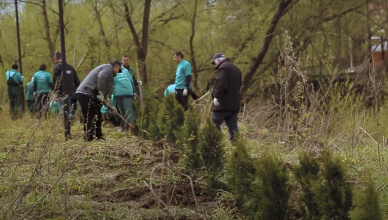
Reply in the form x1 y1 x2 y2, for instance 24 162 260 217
172 51 242 141
6 52 140 142
6 50 242 142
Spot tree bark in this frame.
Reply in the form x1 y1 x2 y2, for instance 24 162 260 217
139 0 151 83
124 0 151 84
94 1 110 49
189 0 199 91
42 0 55 59
241 0 294 95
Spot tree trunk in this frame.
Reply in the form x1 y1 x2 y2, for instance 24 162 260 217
42 0 55 59
94 1 110 56
189 0 199 91
241 0 294 96
124 0 151 84
139 0 151 84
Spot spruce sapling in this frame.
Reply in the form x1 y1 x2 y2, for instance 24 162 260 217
178 106 202 172
293 151 321 219
246 154 291 220
313 150 353 220
349 173 384 220
226 134 255 206
198 117 225 190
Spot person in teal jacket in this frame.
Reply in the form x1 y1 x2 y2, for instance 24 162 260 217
164 84 176 96
6 63 24 120
33 63 53 118
25 77 36 114
173 51 192 110
113 66 138 133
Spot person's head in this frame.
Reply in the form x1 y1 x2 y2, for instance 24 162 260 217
54 51 62 63
211 53 226 67
121 55 129 67
109 59 122 76
39 63 47 71
12 63 18 70
173 51 184 63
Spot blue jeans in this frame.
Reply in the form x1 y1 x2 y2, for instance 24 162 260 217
211 111 239 140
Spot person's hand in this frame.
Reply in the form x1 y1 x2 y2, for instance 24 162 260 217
183 87 188 96
137 81 142 86
213 98 220 107
134 93 137 100
33 92 37 97
21 76 25 80
97 94 104 102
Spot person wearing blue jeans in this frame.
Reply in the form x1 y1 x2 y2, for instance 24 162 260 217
211 111 239 140
210 53 242 141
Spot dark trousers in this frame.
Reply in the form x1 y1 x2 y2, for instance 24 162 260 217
27 100 36 114
35 92 49 118
59 96 72 139
70 96 78 117
8 94 22 120
76 93 103 141
175 89 188 110
211 111 239 140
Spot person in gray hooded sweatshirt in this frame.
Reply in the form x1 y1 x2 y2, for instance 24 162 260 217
76 59 121 142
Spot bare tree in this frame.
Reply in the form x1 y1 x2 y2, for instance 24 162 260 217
241 0 295 96
123 0 152 84
189 0 199 91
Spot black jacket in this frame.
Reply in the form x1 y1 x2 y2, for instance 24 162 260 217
53 62 80 97
212 58 242 111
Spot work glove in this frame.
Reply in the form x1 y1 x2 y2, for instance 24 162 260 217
97 94 104 102
183 87 188 96
137 81 142 86
134 93 137 100
213 98 220 107
33 92 37 98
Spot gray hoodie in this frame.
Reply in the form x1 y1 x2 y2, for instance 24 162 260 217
76 64 114 98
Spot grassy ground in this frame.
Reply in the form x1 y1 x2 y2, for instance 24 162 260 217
0 108 222 219
1 95 388 219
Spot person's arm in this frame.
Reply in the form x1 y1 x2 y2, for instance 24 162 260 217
127 71 136 95
130 69 138 86
73 68 81 88
17 73 24 85
185 75 192 88
52 65 61 92
184 62 192 88
33 75 37 92
212 68 228 98
48 72 53 90
97 66 111 98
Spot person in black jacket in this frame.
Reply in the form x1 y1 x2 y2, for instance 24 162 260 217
211 53 242 141
53 51 81 140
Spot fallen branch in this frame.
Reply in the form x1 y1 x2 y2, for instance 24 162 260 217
143 180 170 215
166 164 199 208
359 126 378 145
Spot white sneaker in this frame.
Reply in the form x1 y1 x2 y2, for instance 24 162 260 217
118 127 124 132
